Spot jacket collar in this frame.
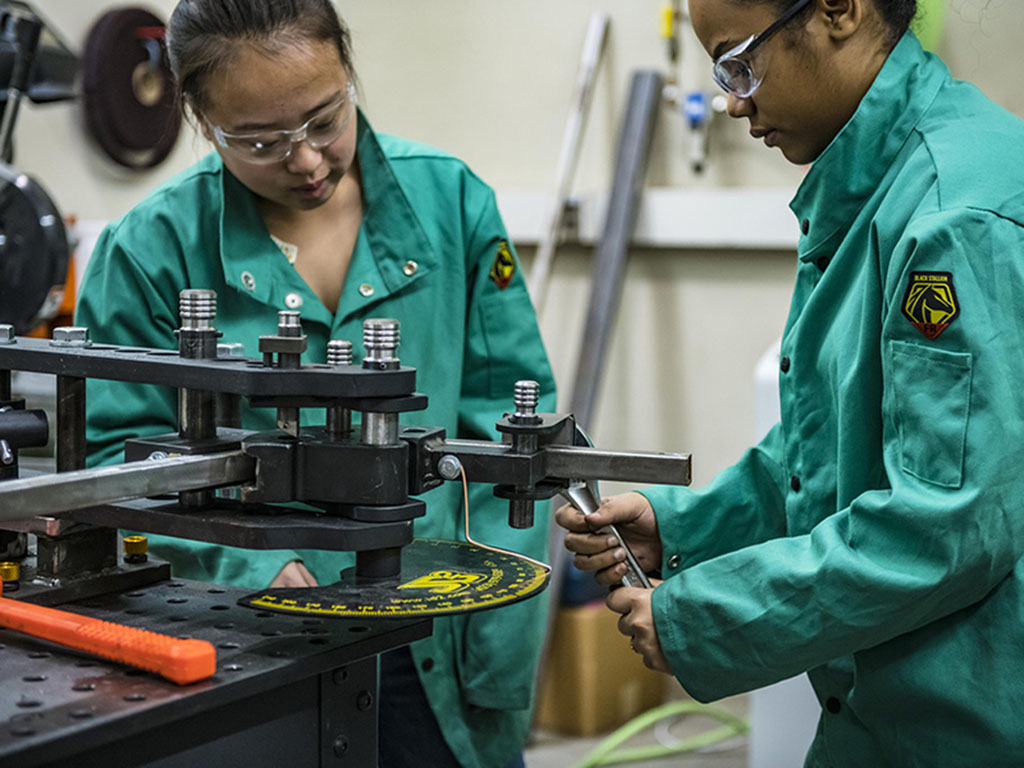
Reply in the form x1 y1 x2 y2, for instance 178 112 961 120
790 32 947 261
215 109 439 324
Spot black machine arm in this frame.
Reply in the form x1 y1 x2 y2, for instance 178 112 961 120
0 291 691 595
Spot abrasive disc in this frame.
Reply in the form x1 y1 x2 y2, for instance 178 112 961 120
81 8 180 169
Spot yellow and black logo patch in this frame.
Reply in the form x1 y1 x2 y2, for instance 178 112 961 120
489 240 516 290
902 271 960 340
397 570 488 596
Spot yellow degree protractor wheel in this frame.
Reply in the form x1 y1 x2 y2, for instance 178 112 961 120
238 538 549 619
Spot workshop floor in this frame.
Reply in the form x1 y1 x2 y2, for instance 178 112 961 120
524 694 749 768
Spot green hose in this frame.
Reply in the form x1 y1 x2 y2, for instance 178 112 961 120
571 700 750 768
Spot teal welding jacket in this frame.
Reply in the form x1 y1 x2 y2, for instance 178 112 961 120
641 32 1024 767
75 111 556 768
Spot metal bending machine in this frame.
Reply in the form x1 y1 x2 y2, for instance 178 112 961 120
0 289 691 767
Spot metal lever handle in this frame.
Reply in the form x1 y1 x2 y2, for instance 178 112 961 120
560 481 653 589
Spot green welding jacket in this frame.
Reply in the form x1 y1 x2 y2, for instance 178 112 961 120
75 112 556 768
641 33 1024 767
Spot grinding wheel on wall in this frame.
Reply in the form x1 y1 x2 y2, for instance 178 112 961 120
81 8 180 170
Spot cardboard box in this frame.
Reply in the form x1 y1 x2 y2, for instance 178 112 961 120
535 602 668 736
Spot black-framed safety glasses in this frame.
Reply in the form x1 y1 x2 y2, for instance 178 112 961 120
712 0 814 98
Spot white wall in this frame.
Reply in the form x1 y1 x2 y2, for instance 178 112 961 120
24 0 1024 486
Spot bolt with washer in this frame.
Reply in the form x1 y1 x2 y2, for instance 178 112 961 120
437 455 463 481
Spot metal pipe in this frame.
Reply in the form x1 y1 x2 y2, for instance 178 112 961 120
570 70 664 430
361 413 398 446
0 451 255 522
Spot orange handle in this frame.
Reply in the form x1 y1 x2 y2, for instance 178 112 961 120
0 596 216 685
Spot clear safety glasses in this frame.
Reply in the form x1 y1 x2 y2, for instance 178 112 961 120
712 0 813 98
209 81 357 165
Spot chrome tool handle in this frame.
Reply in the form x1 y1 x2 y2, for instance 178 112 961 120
560 481 653 589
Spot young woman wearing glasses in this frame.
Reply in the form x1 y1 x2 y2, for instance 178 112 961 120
558 0 1024 764
75 2 553 767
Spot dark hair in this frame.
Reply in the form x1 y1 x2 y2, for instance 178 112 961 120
737 0 918 46
166 0 354 113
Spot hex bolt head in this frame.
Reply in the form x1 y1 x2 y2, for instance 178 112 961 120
50 327 91 347
0 325 15 345
438 455 463 481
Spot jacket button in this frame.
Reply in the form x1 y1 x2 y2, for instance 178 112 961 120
403 260 418 277
421 657 434 672
359 283 374 297
826 697 841 714
241 271 256 291
791 476 801 492
780 356 791 373
285 292 303 309
666 554 681 570
816 256 830 272
801 219 810 235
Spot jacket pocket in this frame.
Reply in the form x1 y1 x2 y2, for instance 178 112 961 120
890 340 973 488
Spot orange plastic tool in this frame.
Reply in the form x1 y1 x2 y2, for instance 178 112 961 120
0 596 216 685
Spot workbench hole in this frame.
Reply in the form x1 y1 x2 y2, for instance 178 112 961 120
124 693 146 701
210 604 230 611
16 699 42 708
207 588 226 594
255 612 273 618
69 709 93 719
28 652 50 659
214 622 235 630
167 598 188 604
168 582 185 588
347 626 369 633
125 608 147 615
126 592 146 598
218 642 240 650
22 675 46 682
72 683 95 692
261 630 283 637
11 726 36 736
169 616 189 622
309 638 330 645
224 664 243 672
75 661 97 668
